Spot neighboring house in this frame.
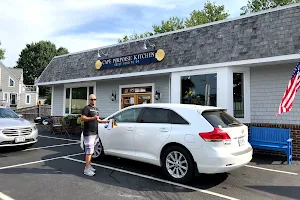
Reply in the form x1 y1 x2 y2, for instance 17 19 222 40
0 62 39 110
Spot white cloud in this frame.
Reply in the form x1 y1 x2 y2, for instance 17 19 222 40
0 0 248 67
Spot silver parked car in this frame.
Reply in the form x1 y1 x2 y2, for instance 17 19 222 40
0 106 38 148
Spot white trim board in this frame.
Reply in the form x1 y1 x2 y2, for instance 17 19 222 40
62 82 97 116
35 54 300 86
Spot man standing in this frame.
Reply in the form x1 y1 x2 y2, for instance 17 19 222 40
81 94 109 176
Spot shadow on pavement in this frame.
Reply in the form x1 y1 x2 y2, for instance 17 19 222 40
247 186 300 200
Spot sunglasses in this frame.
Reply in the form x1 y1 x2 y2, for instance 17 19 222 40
90 99 96 101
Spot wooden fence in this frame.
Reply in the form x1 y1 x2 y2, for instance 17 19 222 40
15 105 51 121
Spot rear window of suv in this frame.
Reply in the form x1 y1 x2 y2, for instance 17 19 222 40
201 110 242 128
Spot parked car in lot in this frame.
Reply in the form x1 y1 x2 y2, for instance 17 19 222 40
34 116 51 125
0 106 38 148
80 103 253 183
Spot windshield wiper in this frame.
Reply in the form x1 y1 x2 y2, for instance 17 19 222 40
228 122 241 126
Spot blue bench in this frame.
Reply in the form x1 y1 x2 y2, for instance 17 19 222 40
249 126 293 164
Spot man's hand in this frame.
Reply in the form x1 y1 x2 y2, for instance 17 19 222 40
94 115 99 120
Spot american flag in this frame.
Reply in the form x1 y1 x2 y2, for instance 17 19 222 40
277 60 300 117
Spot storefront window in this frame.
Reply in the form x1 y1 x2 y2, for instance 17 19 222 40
181 74 217 106
65 86 94 115
65 88 70 114
233 73 244 118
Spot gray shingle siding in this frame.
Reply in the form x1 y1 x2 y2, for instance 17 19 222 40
37 5 300 84
250 63 300 124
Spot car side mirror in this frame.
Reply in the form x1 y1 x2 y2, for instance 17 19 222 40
18 114 23 118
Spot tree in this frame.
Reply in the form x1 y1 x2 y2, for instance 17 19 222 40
15 40 69 96
152 17 185 34
56 47 69 56
240 0 300 15
118 31 153 43
0 41 5 60
185 1 230 28
118 1 230 43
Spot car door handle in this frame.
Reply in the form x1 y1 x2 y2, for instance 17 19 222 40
159 128 169 132
127 127 134 131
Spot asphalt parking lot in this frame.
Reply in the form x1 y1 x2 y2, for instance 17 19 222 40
0 126 299 200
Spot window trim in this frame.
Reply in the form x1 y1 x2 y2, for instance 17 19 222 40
171 68 219 105
9 76 15 87
180 73 218 107
231 67 250 123
233 72 245 119
25 94 31 104
63 82 96 116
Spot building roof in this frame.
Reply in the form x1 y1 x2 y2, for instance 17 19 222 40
35 3 300 85
8 68 23 80
0 62 21 81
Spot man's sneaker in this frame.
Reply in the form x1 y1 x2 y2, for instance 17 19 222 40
84 168 95 176
89 165 96 172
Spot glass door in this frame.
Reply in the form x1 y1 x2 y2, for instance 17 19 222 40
121 94 135 109
120 85 153 109
136 94 151 105
10 93 17 105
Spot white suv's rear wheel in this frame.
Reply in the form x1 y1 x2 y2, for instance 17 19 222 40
161 146 194 183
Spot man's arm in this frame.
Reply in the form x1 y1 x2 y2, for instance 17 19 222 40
97 118 110 123
81 106 97 122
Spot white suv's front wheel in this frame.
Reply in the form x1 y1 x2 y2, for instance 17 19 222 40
92 139 103 159
161 146 194 183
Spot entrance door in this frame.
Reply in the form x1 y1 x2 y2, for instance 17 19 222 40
121 94 152 109
10 93 17 105
121 94 135 109
120 85 153 109
137 94 151 105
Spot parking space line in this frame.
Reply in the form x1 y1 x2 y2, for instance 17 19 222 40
38 135 80 142
64 157 240 200
0 153 85 170
0 192 15 200
22 142 80 152
245 165 298 175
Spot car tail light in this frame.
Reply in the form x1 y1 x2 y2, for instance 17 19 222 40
199 128 231 142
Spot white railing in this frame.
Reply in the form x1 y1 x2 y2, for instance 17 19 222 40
22 85 37 93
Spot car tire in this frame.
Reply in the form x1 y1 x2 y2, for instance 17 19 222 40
92 139 104 159
161 146 194 184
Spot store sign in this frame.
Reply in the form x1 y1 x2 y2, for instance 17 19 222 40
95 49 165 70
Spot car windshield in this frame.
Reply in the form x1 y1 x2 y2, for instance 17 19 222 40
0 108 19 118
202 110 242 128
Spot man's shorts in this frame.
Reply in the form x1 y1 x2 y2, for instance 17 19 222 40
83 134 99 155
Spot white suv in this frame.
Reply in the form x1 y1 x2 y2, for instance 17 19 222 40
81 103 252 183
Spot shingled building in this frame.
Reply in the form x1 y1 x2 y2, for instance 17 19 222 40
35 4 300 159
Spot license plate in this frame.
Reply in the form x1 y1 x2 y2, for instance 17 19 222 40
15 136 26 143
238 136 245 146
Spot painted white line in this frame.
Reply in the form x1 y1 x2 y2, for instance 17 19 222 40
245 165 298 175
22 142 80 151
64 157 240 200
0 153 85 170
38 135 80 142
0 192 15 200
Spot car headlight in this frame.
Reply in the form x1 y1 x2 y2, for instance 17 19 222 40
32 125 37 130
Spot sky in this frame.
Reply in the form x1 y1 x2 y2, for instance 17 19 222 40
0 0 248 67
